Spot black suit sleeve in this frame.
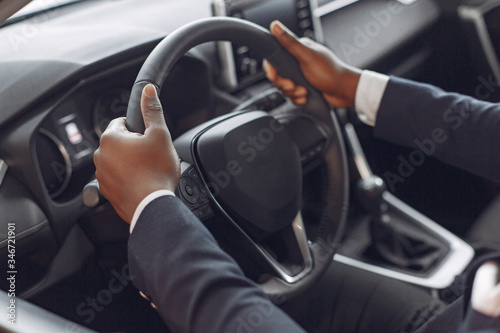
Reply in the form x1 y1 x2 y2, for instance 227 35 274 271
128 195 305 333
458 309 500 333
374 76 500 184
374 77 500 332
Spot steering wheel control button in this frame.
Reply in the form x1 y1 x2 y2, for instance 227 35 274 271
203 205 214 216
179 178 200 205
186 166 209 199
185 184 194 196
199 187 208 200
192 204 215 220
188 167 201 182
301 144 324 163
194 209 205 219
287 117 327 164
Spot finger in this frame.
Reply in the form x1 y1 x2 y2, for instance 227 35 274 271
293 85 308 98
281 79 296 92
93 148 101 170
263 59 277 82
292 96 307 105
140 84 167 130
103 117 127 133
99 117 133 142
264 61 296 92
270 20 310 60
274 76 297 92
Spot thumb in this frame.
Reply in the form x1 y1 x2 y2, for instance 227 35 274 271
270 20 310 60
140 84 167 130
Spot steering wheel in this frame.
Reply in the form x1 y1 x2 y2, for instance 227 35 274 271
125 17 349 300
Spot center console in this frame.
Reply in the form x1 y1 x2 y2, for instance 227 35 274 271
337 122 474 289
212 0 321 90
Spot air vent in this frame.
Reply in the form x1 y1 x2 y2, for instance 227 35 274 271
296 0 315 38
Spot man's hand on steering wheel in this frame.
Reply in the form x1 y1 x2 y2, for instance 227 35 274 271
93 84 181 223
91 17 349 299
264 20 361 108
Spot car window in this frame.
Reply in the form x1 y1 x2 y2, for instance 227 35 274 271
7 0 84 21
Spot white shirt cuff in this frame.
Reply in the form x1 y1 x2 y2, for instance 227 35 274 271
471 261 500 317
354 70 390 126
130 190 176 234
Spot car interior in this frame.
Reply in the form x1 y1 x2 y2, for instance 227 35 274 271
1 0 500 332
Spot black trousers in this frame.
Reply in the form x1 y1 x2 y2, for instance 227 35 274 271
282 261 445 333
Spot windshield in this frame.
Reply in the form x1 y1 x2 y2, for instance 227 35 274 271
7 0 84 21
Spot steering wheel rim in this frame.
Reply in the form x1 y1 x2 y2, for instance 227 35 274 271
125 17 349 300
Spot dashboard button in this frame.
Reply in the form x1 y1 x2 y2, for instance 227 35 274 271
200 187 208 200
296 0 309 9
297 9 310 19
299 19 312 30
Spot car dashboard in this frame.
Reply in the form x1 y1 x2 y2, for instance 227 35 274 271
3 0 495 332
0 0 441 295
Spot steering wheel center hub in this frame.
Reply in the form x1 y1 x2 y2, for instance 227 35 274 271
196 111 302 234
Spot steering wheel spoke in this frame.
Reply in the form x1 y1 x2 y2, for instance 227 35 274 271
176 162 313 284
262 211 314 283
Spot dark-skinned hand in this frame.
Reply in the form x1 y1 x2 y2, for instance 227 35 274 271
94 84 181 223
263 20 361 108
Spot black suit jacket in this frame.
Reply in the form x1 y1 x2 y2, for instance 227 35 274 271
128 77 500 333
128 195 306 333
375 76 500 184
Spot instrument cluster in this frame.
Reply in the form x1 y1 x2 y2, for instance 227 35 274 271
34 55 213 202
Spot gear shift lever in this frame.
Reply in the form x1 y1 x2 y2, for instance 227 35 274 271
344 123 443 272
355 176 387 218
357 176 443 271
